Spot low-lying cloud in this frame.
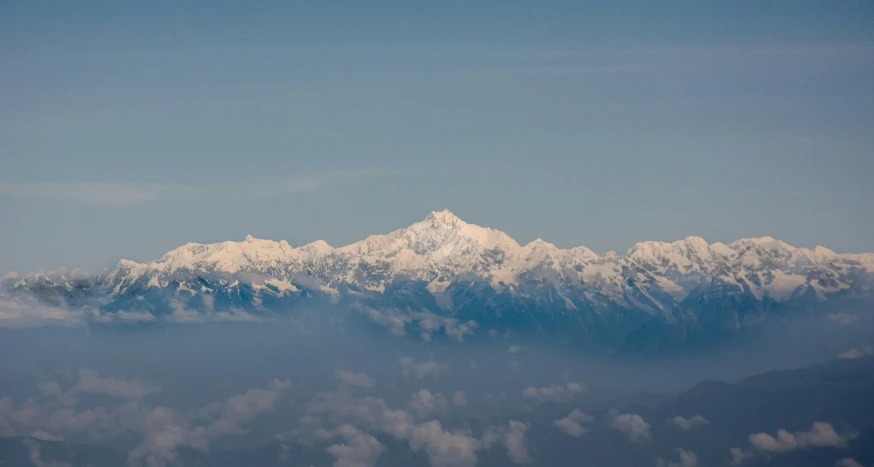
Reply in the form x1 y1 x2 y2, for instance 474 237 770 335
838 345 873 360
0 371 291 467
670 415 709 431
656 448 698 467
399 357 449 380
521 382 584 402
324 424 386 467
335 370 376 389
610 413 651 442
553 409 594 437
748 421 857 453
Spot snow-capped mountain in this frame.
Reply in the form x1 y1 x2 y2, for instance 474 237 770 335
4 210 873 350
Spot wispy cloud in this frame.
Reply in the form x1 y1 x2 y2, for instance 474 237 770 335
0 169 386 207
0 181 170 207
838 345 874 360
670 414 709 430
468 42 874 77
526 43 874 60
522 382 585 403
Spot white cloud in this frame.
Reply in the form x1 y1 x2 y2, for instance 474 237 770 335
335 371 376 389
521 382 585 402
730 447 754 465
0 396 118 441
214 309 261 322
293 391 539 467
656 448 698 467
565 382 584 392
26 369 161 408
408 420 482 467
412 310 477 342
748 429 798 452
127 425 209 467
351 308 478 342
325 424 385 467
507 345 520 354
107 310 158 324
167 301 207 323
482 421 531 464
356 306 411 337
202 379 291 438
0 375 291 467
115 403 188 435
22 439 72 467
399 357 448 380
827 313 859 325
670 415 709 431
408 390 448 420
72 370 162 400
503 421 532 464
748 421 857 453
0 296 163 328
839 346 873 360
452 391 468 407
795 422 857 447
299 393 480 467
0 297 85 328
553 409 594 437
443 320 478 342
610 413 651 442
128 378 290 467
836 458 864 467
278 415 331 447
94 305 256 326
30 430 64 441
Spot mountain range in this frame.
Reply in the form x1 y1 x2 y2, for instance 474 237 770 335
3 210 873 351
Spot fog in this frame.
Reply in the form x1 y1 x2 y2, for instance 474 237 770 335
1 309 872 466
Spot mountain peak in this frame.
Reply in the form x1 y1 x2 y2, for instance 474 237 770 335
682 236 709 247
525 238 556 249
244 234 257 242
424 209 464 226
300 239 333 254
117 259 143 269
730 236 794 251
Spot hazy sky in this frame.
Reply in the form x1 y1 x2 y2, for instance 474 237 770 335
2 1 873 273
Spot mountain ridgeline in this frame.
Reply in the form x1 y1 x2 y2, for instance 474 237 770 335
3 210 873 352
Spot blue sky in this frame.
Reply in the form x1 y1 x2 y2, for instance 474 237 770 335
2 1 873 273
